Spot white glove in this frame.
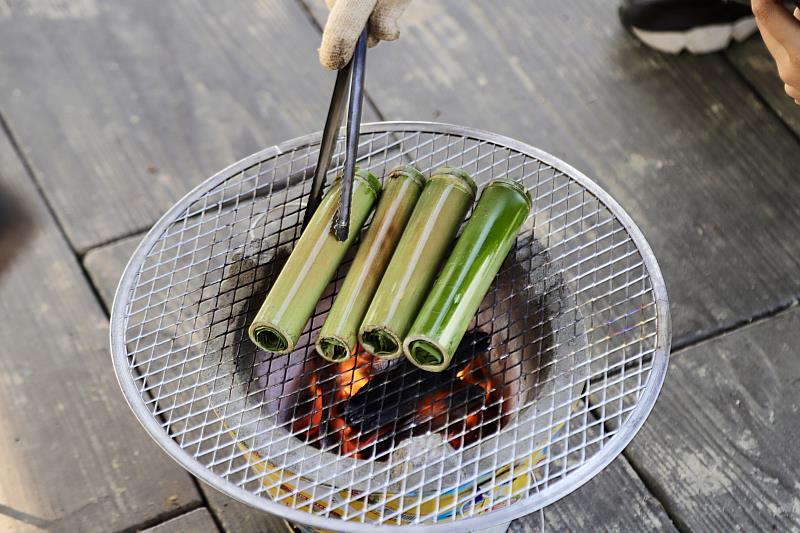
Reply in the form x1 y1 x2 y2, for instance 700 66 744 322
319 0 411 70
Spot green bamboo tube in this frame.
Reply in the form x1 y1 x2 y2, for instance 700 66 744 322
359 166 477 359
404 178 532 372
248 169 381 354
315 166 426 362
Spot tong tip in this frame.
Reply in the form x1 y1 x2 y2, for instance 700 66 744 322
333 219 349 241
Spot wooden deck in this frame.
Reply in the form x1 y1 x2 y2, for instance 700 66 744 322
1 1 799 531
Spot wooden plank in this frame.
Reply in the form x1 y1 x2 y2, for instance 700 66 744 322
727 39 800 138
0 127 200 529
0 0 378 252
83 233 144 308
301 0 800 346
200 485 289 533
509 405 677 533
509 457 677 533
623 307 800 532
142 508 219 533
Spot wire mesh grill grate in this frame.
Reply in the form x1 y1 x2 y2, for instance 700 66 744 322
111 123 669 531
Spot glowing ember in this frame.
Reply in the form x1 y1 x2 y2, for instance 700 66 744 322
335 350 373 399
457 358 493 398
288 342 502 459
414 383 488 448
452 355 500 447
329 416 380 459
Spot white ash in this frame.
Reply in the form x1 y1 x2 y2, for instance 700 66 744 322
388 433 472 492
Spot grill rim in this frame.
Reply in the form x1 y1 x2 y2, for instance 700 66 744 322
109 121 671 532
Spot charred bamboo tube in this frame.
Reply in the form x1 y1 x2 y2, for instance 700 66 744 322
316 166 426 362
404 178 532 372
359 167 477 359
248 169 381 353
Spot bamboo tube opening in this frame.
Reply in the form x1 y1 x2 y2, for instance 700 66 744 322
406 338 445 367
316 336 352 363
253 326 289 353
361 328 401 358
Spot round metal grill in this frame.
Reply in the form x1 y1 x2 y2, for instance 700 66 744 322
110 122 670 532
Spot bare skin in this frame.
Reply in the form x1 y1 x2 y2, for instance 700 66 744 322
752 0 800 105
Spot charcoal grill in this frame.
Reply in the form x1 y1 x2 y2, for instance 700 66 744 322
110 122 670 532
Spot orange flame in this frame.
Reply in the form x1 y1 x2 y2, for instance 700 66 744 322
292 346 500 456
288 347 383 457
292 373 324 437
457 358 492 398
335 350 373 399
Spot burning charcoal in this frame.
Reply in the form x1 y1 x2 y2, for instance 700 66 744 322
412 382 487 437
342 331 491 434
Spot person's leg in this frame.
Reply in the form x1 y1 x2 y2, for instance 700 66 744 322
619 0 756 53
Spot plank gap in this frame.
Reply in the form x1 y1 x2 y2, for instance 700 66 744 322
78 225 151 259
620 448 692 533
0 108 78 256
188 483 226 533
585 391 688 533
672 299 798 353
114 502 204 533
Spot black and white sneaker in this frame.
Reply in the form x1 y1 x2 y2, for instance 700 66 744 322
619 0 756 54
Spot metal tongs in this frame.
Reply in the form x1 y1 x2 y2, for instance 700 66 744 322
304 29 368 241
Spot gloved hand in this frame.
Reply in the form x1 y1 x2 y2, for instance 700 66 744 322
752 0 800 105
319 0 411 70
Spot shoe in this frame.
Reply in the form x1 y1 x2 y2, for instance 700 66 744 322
619 0 757 54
